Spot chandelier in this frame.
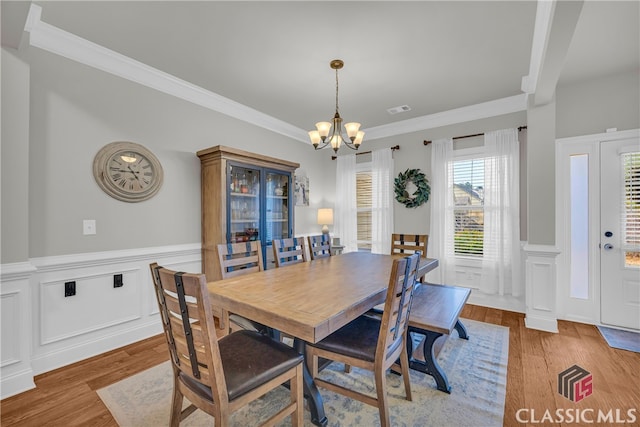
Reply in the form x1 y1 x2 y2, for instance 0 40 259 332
308 59 364 153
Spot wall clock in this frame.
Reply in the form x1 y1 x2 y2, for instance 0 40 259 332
93 141 163 202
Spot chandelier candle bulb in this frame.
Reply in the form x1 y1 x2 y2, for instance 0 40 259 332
315 122 332 140
344 122 361 140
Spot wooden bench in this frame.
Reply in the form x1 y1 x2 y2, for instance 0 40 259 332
406 282 470 393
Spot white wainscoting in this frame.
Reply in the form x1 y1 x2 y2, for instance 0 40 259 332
448 242 527 314
0 243 201 399
524 244 561 332
1 262 37 399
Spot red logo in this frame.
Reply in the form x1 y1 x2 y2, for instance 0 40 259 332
558 365 593 402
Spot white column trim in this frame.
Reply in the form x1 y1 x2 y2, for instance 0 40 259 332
523 243 560 332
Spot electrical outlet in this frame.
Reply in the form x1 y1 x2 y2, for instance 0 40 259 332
114 274 123 288
65 281 76 297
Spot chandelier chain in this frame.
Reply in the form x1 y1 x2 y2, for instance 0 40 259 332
335 67 340 115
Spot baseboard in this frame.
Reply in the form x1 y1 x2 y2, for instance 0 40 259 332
525 314 558 333
0 368 36 400
31 320 163 376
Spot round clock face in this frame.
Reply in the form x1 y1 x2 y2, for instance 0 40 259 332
93 142 163 202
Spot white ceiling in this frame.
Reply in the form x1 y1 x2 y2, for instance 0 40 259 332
3 1 639 141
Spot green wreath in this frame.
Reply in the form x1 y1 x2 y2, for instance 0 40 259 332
394 168 430 208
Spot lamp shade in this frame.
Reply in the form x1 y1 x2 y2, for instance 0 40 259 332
317 208 334 225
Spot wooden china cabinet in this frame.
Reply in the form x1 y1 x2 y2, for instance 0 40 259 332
197 145 299 281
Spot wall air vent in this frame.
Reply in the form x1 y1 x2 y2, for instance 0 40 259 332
387 105 411 115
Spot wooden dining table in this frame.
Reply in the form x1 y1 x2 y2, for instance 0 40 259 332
207 251 439 426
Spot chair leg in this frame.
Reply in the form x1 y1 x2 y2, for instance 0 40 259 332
400 343 413 402
308 354 319 379
291 364 304 427
170 384 183 427
374 368 390 427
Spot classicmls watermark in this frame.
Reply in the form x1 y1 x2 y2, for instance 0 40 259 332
515 364 638 424
558 364 593 402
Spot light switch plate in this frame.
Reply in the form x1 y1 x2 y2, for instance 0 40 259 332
83 219 96 235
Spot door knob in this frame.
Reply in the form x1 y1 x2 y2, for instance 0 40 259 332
603 243 614 250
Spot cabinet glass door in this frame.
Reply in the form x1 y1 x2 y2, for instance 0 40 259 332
228 164 260 243
265 171 290 244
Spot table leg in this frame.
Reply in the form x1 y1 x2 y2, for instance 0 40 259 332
406 327 451 393
454 320 469 340
293 338 328 427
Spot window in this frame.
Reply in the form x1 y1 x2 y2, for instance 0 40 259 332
356 168 372 250
451 158 484 256
569 154 589 298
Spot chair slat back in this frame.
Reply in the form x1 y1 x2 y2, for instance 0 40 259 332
273 237 308 267
391 234 428 258
307 234 332 260
217 241 264 278
151 264 228 405
149 263 180 367
376 254 420 364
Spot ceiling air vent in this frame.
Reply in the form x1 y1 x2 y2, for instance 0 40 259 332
387 105 411 115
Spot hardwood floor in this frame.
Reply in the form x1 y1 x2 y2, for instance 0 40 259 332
2 305 638 426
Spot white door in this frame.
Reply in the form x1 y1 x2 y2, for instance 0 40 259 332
600 137 640 330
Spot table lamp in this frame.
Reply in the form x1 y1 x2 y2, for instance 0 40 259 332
317 208 334 235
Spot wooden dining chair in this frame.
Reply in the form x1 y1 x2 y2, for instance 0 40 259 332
307 234 332 260
216 242 271 335
305 253 420 427
391 233 428 258
149 263 304 427
150 263 227 337
272 237 308 267
391 233 427 283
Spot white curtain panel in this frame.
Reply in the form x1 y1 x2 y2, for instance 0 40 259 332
482 128 521 296
334 154 358 253
371 148 394 254
426 138 454 284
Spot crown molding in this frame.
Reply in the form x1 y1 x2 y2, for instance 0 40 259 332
24 5 309 143
364 94 528 141
24 4 529 145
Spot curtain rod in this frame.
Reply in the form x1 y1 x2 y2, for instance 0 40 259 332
331 144 400 160
423 126 527 146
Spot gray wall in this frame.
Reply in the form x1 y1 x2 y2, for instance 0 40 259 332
2 45 638 261
526 99 557 245
1 48 30 264
361 112 527 238
556 69 640 139
11 45 333 259
524 67 640 246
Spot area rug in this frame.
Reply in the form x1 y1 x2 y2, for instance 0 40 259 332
98 319 508 427
597 325 640 353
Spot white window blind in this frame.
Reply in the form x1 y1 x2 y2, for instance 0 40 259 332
356 171 372 250
623 152 640 267
451 158 485 256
